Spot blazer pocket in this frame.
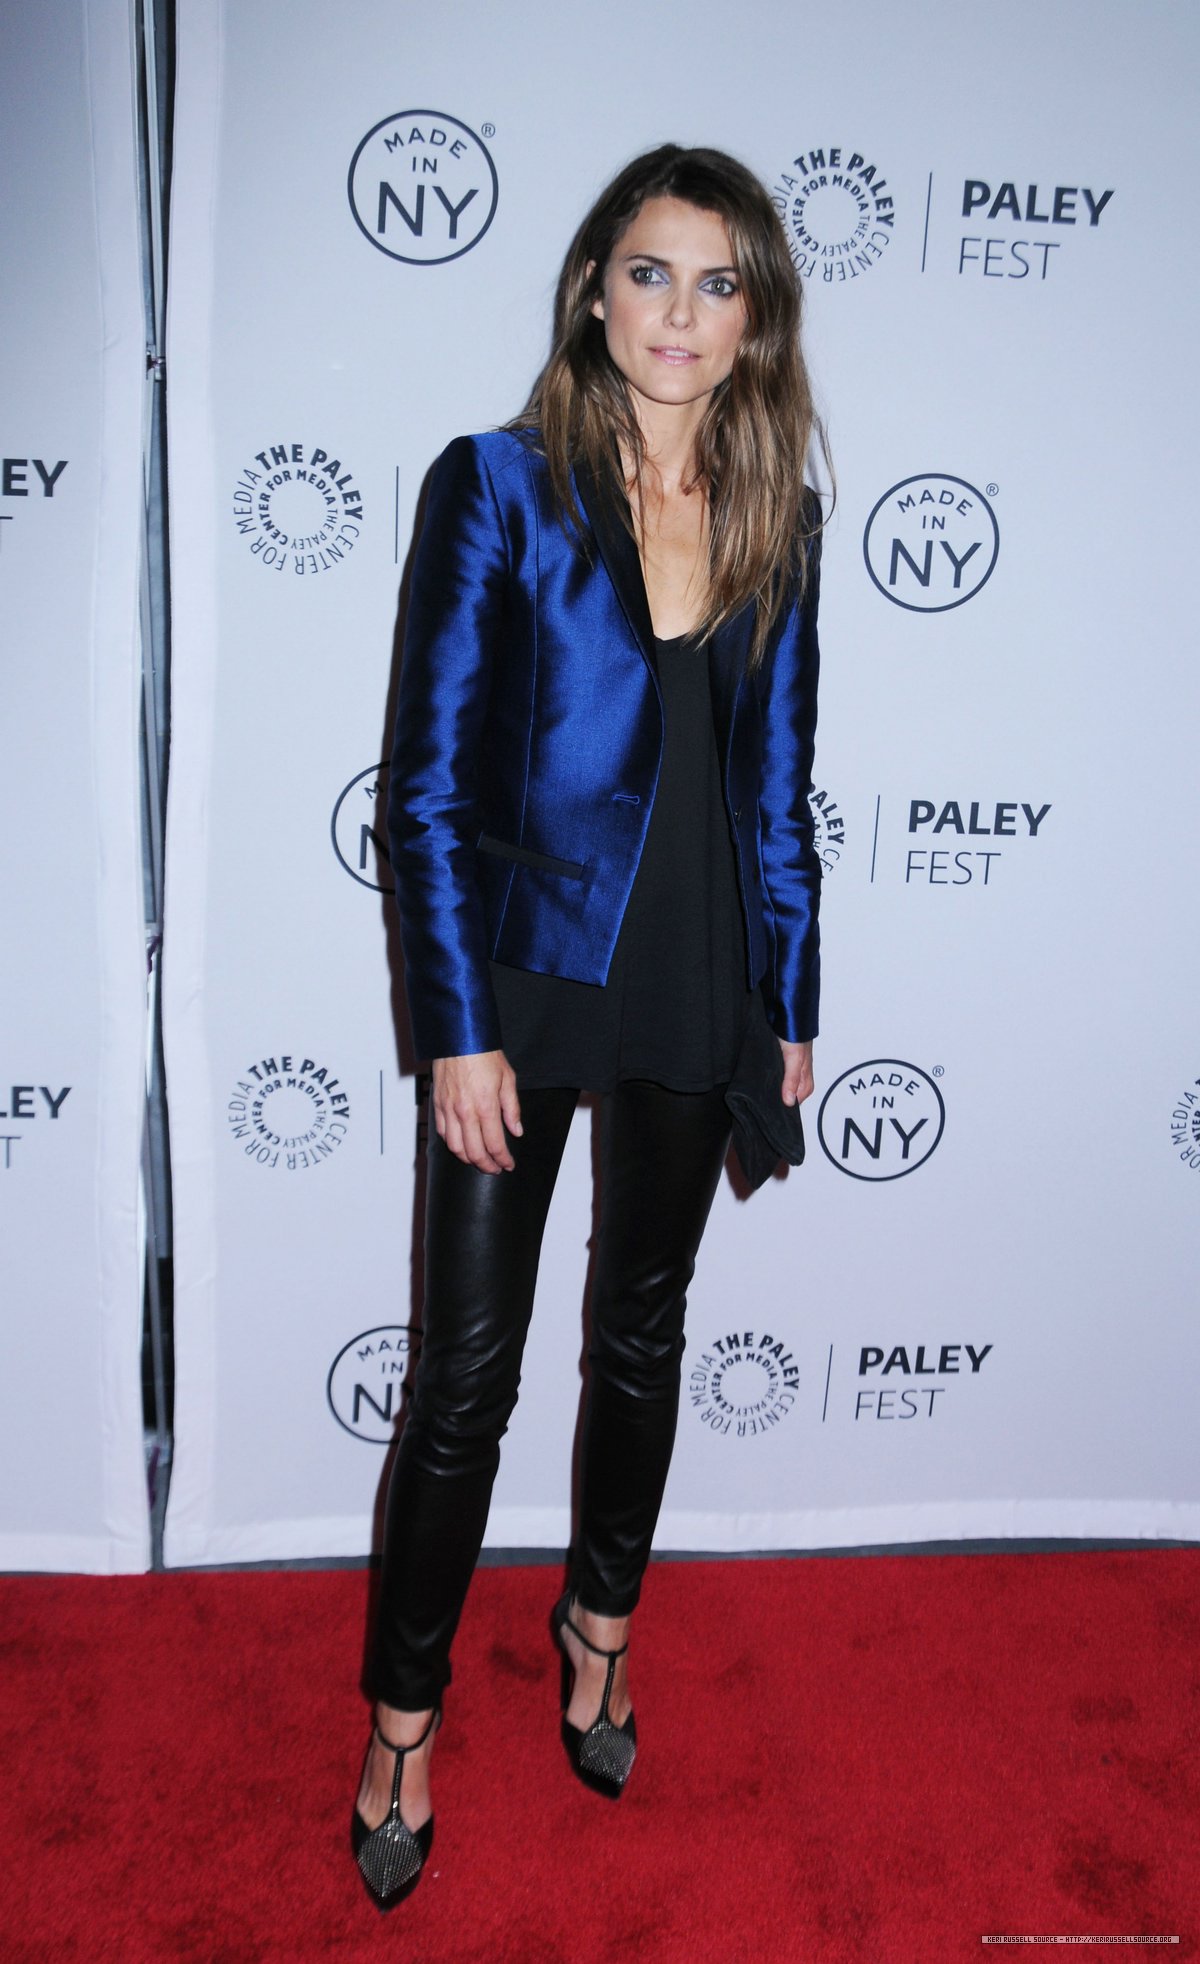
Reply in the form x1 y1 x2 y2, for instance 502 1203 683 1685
477 833 584 880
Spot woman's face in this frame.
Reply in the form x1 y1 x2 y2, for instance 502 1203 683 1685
591 196 748 422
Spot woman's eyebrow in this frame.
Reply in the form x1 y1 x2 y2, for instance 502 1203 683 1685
618 251 739 275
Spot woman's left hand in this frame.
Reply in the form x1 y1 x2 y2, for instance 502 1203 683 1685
778 1039 814 1108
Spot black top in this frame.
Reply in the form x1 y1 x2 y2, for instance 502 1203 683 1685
489 634 751 1093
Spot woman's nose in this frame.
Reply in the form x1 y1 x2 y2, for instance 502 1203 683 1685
665 284 695 328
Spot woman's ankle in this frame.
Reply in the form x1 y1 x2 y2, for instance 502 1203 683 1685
560 1602 633 1729
569 1598 632 1647
374 1700 437 1748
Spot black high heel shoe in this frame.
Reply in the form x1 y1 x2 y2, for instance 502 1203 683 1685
551 1592 637 1799
351 1707 440 1911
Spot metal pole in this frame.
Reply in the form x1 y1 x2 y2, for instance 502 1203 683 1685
135 0 174 1568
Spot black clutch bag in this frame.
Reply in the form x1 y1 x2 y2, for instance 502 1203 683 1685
724 992 806 1191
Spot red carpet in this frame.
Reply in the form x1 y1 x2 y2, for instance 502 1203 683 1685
1 1551 1196 1961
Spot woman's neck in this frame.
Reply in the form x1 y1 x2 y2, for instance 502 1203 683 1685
621 436 712 637
621 398 706 502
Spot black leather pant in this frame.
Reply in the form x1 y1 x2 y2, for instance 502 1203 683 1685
369 1079 732 1711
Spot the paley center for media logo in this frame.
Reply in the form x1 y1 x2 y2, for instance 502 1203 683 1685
770 144 895 284
1169 1074 1200 1172
226 1052 352 1171
232 443 364 574
690 1327 801 1439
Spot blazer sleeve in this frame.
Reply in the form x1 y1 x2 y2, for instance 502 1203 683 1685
757 525 822 1043
388 435 508 1061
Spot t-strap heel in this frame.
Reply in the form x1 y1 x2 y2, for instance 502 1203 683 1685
551 1592 637 1798
350 1707 440 1910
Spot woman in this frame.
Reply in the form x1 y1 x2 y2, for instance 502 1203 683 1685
352 142 826 1909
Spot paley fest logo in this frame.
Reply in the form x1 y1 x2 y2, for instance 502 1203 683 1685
0 1081 71 1171
958 176 1114 282
348 110 498 264
771 145 894 283
864 474 999 611
901 796 1051 888
232 443 363 574
1169 1074 1200 1172
332 763 393 893
227 1053 351 1171
1 456 68 558
818 1060 945 1181
327 1325 419 1442
690 1328 800 1438
853 1341 993 1420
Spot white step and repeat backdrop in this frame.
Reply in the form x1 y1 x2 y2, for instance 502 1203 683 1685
0 0 150 1571
162 0 1200 1565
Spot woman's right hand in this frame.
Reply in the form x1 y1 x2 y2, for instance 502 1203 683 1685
431 1051 523 1173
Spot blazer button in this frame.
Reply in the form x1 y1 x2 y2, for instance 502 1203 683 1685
733 805 742 820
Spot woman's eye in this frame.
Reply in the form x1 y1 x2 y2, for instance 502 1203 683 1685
629 263 665 286
704 276 739 298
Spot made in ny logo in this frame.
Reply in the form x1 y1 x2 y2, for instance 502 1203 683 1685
232 443 363 574
327 1324 419 1442
332 763 393 893
863 474 998 612
226 1053 352 1171
817 1060 945 1181
348 110 498 264
770 145 894 283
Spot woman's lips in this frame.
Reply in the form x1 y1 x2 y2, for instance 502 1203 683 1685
650 346 699 365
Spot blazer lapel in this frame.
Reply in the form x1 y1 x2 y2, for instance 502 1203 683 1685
707 603 754 774
573 450 756 763
572 452 658 680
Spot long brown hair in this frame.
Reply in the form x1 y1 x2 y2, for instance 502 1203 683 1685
509 144 829 667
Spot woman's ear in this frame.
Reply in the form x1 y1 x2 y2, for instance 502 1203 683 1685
587 259 604 321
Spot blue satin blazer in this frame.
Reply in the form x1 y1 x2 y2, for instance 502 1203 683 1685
387 429 822 1062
